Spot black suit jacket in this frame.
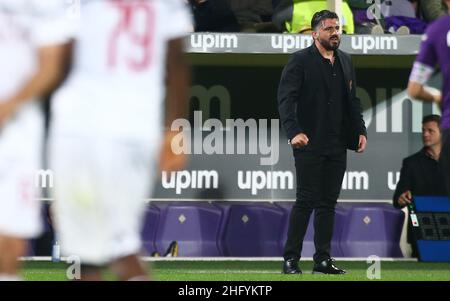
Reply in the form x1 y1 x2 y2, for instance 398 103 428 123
277 44 367 151
393 148 447 208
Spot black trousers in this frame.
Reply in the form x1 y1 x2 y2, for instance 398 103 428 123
283 141 347 263
441 130 450 200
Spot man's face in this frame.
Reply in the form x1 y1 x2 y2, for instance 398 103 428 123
422 121 441 148
314 18 341 51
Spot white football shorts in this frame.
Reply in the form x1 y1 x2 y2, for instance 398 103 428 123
0 104 44 239
49 134 159 265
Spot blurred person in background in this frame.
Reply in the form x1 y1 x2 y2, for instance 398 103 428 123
273 0 355 34
49 0 191 281
415 0 448 23
407 0 450 201
187 0 239 32
227 0 274 32
0 0 71 280
393 115 446 257
380 0 427 34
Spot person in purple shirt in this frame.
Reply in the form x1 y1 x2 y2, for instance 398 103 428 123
407 0 450 199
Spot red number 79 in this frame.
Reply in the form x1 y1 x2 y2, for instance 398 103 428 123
108 0 155 71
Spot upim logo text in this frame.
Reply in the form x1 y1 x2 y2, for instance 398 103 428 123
237 170 294 195
351 36 398 54
271 35 313 53
162 170 219 194
191 34 238 52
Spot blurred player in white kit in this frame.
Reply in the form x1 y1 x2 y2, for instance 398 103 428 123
49 0 191 280
0 0 71 280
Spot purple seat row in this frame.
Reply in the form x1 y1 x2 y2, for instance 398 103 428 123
141 202 404 257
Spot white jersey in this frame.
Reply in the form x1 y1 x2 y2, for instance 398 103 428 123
51 0 192 140
0 0 73 238
0 0 73 102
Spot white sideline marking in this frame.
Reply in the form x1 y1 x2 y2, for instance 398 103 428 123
142 257 418 262
160 270 278 274
37 198 393 203
20 256 417 262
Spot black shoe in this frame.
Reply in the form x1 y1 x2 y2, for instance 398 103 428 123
312 258 346 274
164 241 179 257
282 259 302 274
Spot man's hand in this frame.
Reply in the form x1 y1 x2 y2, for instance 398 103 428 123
0 99 20 129
425 86 442 104
159 131 188 173
290 133 309 148
357 135 367 153
397 190 412 207
429 88 443 111
408 82 442 106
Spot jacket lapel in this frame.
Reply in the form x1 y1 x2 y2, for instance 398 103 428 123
337 50 351 95
310 46 331 92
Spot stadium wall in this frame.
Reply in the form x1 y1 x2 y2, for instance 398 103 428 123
149 34 441 202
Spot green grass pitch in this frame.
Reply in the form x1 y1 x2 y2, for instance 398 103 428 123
21 260 450 281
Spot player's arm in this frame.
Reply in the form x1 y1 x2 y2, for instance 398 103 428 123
277 53 305 143
407 77 442 104
159 38 190 172
165 38 190 128
0 43 70 127
407 32 442 105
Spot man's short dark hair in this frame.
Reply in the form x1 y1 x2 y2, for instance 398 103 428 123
311 10 339 31
422 114 441 126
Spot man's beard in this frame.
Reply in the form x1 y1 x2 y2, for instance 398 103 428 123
319 37 340 51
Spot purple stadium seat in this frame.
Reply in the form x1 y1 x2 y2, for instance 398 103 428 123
339 204 404 257
216 202 285 256
153 202 223 256
140 204 160 255
276 202 346 257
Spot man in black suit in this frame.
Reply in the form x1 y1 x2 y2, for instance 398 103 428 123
393 114 447 257
278 10 367 274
